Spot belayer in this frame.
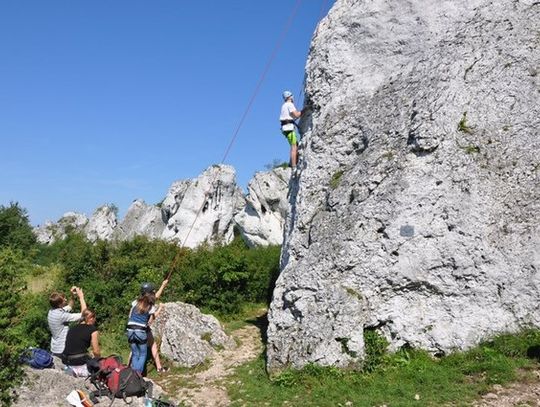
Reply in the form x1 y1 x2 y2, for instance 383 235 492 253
126 279 169 374
279 90 303 169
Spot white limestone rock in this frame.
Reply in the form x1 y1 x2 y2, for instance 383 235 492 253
33 212 88 244
235 167 291 247
33 221 56 245
84 205 117 242
152 302 236 368
115 199 165 240
161 165 246 248
14 364 165 406
267 0 540 372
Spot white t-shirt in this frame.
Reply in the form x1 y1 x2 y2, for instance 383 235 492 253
48 305 82 354
280 101 297 131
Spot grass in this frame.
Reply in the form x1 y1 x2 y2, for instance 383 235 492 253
330 170 345 189
462 145 481 154
458 112 473 134
225 329 540 407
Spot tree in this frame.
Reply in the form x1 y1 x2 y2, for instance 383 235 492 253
0 248 31 405
0 202 36 251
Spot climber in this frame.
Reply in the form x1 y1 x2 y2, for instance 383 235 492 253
279 90 302 169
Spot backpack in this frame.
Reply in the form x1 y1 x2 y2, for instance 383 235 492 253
87 355 151 405
20 347 54 369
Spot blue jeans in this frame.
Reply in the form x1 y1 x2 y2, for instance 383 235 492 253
127 329 147 373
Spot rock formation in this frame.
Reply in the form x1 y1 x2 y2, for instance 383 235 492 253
84 204 118 242
152 302 236 368
14 362 164 406
114 199 165 241
267 0 540 372
161 165 246 248
234 167 291 247
34 164 290 247
34 212 88 244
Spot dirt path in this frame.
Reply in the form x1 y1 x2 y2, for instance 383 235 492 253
472 370 540 407
156 323 263 407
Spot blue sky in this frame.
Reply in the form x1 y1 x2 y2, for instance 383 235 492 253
0 1 334 226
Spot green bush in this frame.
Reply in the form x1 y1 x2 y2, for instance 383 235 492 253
0 202 36 252
0 248 34 405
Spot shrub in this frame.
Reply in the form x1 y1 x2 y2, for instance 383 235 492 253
0 202 36 251
0 248 33 405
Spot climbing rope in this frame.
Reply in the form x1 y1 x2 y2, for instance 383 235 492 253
163 0 334 282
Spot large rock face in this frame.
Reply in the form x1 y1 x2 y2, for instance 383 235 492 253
234 167 291 247
114 199 165 240
161 165 246 248
84 205 118 242
152 302 236 368
267 0 540 371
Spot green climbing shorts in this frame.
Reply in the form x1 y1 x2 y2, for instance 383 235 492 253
282 130 297 146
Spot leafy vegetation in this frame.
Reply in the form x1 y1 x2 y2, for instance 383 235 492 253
458 111 473 134
330 170 344 189
0 202 36 251
0 202 281 405
226 330 540 406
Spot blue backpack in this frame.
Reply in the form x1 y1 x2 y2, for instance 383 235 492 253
21 347 54 369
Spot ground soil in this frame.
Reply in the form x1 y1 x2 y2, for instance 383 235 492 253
154 322 263 407
472 370 540 407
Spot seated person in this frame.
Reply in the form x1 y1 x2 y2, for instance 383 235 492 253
47 286 87 357
62 309 100 376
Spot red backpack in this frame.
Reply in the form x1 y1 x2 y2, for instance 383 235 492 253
87 356 151 405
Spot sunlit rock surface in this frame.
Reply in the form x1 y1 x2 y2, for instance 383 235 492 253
160 165 246 248
267 0 540 372
235 167 291 247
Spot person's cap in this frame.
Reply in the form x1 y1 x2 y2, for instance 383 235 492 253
282 90 293 100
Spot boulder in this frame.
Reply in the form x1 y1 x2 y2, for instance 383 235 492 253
14 362 165 406
160 165 246 248
84 205 117 242
152 302 236 368
267 0 540 372
235 167 291 247
114 199 165 240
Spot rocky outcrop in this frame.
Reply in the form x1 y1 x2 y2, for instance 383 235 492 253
152 302 236 368
267 0 540 372
234 167 291 247
34 164 290 247
34 212 88 244
84 205 117 242
114 199 165 241
161 165 246 248
14 362 164 406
